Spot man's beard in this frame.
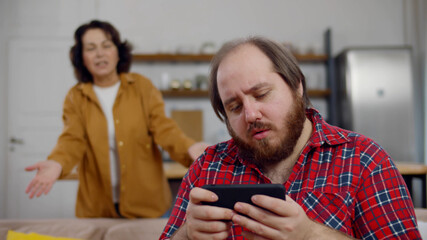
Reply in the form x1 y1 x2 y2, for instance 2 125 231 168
227 94 306 169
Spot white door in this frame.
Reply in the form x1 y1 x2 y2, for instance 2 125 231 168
6 38 78 218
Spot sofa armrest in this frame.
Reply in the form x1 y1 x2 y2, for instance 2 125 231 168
104 218 168 240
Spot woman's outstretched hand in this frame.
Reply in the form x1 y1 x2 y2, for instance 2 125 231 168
25 160 62 199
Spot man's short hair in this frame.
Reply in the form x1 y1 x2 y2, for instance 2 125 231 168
209 36 310 122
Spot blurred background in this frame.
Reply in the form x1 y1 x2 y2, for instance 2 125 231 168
0 0 425 218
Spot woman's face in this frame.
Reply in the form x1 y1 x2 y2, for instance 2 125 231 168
81 28 119 82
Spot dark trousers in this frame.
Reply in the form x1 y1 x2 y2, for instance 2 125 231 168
114 203 124 218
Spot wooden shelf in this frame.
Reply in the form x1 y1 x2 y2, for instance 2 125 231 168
133 54 213 62
294 54 328 62
308 89 331 98
161 89 209 97
160 89 330 98
133 53 328 63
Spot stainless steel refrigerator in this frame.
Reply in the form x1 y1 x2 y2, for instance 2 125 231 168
335 47 416 163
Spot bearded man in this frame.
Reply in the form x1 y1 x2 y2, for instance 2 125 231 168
160 37 421 240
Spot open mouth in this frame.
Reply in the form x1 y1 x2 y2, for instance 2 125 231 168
251 128 269 140
95 61 108 67
247 121 272 140
252 129 265 135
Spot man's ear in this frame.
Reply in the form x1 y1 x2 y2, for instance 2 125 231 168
297 81 303 97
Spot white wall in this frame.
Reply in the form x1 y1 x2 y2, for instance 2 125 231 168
0 0 424 216
105 0 406 56
0 0 8 218
423 1 427 165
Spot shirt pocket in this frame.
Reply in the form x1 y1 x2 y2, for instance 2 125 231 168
299 190 353 233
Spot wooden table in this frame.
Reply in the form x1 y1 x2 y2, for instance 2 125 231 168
162 162 188 199
395 162 427 208
61 162 188 180
163 162 188 179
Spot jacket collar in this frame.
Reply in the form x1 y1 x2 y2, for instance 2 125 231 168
77 73 134 102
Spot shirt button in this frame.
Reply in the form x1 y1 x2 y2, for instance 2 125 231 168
118 141 124 147
121 186 125 191
146 144 150 148
115 119 120 124
122 164 126 169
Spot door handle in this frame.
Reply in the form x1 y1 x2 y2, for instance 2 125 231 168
10 137 24 144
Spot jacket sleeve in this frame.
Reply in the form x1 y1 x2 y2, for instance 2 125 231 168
139 76 195 167
47 87 88 178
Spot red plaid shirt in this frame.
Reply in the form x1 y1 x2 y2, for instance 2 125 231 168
160 108 421 239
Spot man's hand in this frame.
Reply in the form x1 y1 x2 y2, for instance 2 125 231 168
232 195 355 240
25 160 62 199
172 187 234 240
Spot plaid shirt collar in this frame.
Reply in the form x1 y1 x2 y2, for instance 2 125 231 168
306 108 350 147
220 108 350 168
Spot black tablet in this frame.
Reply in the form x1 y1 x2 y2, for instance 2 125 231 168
201 184 286 209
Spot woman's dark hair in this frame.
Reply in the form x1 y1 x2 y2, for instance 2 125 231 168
70 20 133 83
209 36 311 122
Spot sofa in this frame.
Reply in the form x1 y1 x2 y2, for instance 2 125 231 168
1 209 426 239
0 218 168 240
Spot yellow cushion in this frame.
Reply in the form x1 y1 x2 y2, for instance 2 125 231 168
7 230 83 240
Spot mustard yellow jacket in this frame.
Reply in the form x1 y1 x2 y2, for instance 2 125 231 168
48 73 195 218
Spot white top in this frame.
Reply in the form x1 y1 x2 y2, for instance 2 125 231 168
93 81 121 203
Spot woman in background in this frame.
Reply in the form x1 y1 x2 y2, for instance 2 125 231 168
25 19 207 218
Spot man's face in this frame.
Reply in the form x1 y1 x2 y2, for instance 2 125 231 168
217 44 305 167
